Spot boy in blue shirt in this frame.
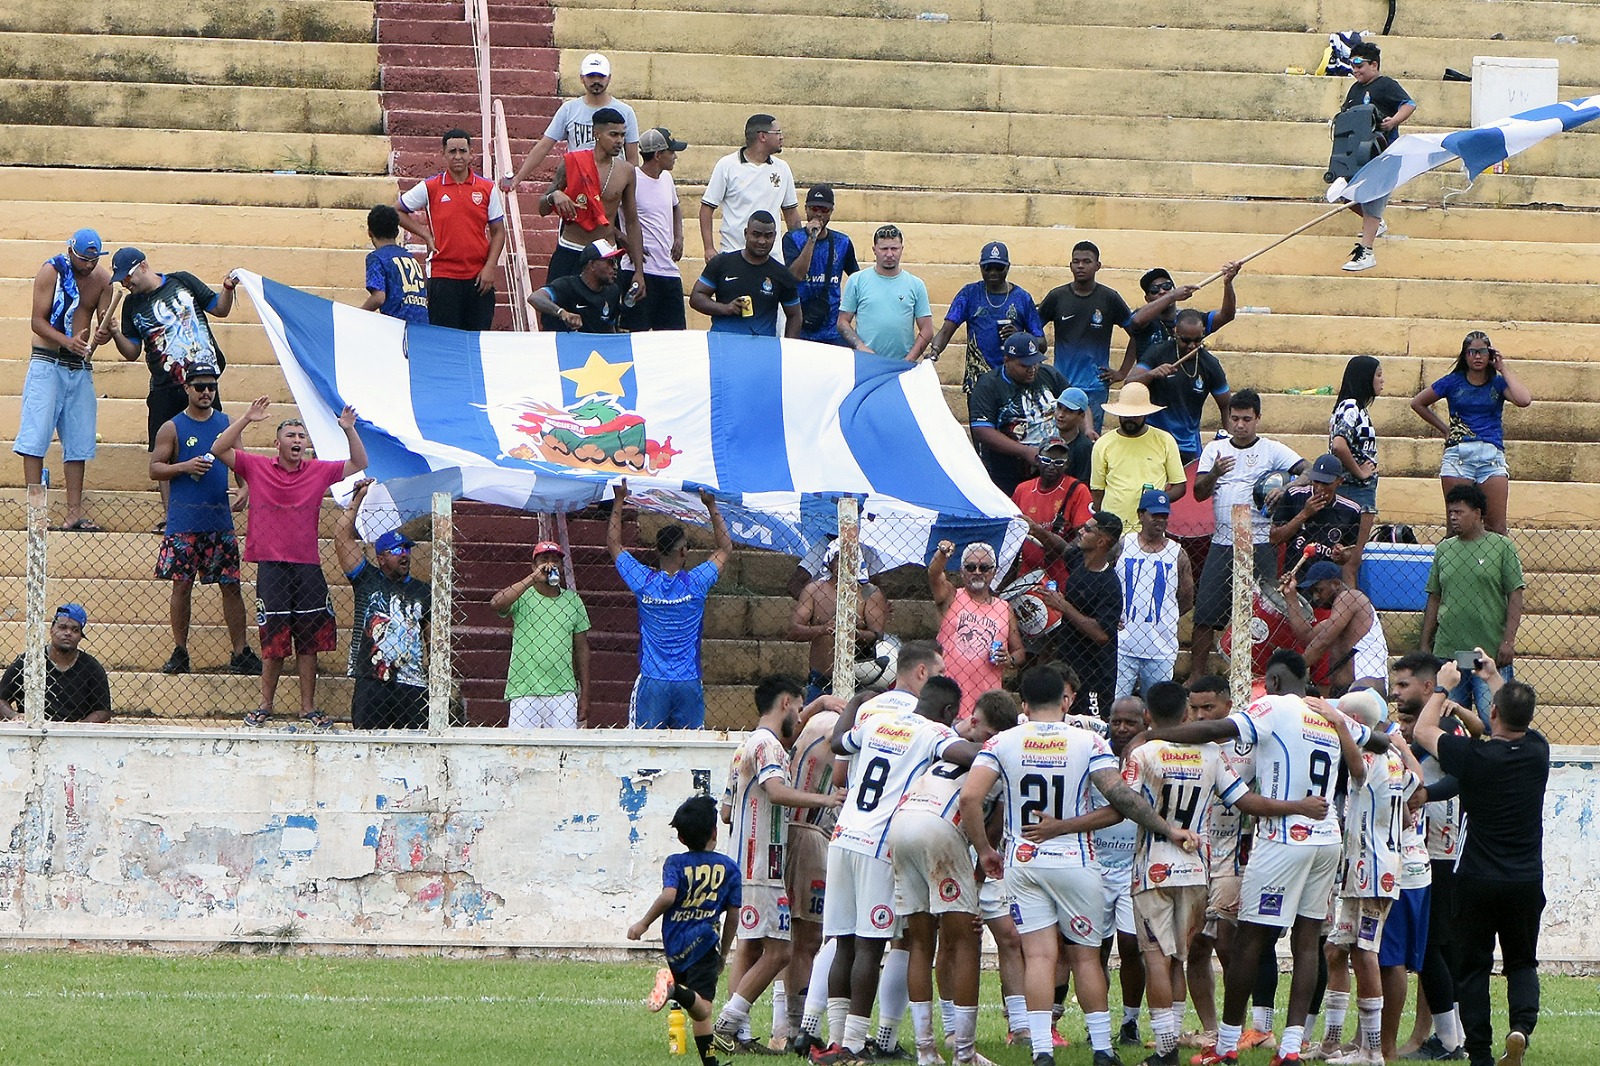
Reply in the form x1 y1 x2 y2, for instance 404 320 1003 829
361 205 429 325
630 794 742 1066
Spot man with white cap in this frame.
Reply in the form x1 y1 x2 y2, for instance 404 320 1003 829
491 537 592 729
1089 382 1185 528
19 228 113 532
529 240 627 333
500 51 641 191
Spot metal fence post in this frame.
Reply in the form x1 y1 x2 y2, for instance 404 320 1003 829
831 498 861 703
429 492 454 733
23 485 47 729
1228 503 1254 710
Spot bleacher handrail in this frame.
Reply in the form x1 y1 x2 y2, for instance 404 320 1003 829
493 99 533 332
463 0 492 176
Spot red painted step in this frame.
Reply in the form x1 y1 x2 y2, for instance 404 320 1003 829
381 67 556 95
376 43 555 68
376 19 474 45
382 92 554 119
378 2 552 22
388 108 554 140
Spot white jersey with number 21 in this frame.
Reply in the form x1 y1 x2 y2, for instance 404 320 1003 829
976 720 1117 869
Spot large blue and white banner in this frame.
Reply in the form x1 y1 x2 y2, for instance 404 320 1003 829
1329 93 1600 205
236 273 1024 572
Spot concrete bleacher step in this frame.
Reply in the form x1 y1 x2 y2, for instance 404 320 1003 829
111 672 356 719
0 125 390 176
0 168 398 210
0 80 382 136
0 0 378 43
0 32 379 89
4 202 375 250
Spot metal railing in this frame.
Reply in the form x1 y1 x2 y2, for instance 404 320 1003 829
464 0 493 175
493 98 534 332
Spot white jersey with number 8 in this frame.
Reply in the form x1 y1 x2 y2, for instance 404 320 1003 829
1227 694 1371 847
834 710 959 859
976 720 1117 869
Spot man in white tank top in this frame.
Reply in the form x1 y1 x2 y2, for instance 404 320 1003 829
1115 489 1194 699
1280 560 1390 694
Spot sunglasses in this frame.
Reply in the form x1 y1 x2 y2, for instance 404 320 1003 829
384 545 411 557
1148 282 1174 294
1350 58 1369 67
963 563 995 573
1037 454 1068 467
189 381 218 392
1176 336 1205 349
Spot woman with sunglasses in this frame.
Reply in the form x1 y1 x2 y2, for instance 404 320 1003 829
1409 331 1532 535
1328 355 1384 581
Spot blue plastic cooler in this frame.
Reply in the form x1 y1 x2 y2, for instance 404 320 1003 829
1358 543 1435 611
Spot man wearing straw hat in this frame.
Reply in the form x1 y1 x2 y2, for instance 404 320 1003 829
1090 382 1186 528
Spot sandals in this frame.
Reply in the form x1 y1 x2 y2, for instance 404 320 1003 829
243 709 271 728
300 709 335 730
48 518 106 532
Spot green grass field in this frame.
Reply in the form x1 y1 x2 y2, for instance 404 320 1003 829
0 952 1589 1064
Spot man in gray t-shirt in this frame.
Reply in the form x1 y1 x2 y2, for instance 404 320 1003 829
500 51 640 190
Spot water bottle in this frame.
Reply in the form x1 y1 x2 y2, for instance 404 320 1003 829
1238 306 1272 315
917 11 951 21
667 1006 689 1055
40 468 49 489
1045 580 1057 593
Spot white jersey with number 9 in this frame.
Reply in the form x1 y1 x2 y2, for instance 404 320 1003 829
1227 694 1371 847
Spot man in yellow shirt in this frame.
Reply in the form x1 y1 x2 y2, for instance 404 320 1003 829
1090 381 1186 527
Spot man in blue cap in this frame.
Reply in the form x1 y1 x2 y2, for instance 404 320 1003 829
1051 385 1096 483
18 229 114 532
926 241 1044 393
1279 559 1390 694
0 604 111 723
334 478 432 729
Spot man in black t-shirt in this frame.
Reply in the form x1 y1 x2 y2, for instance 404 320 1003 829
0 604 111 723
529 239 626 333
1271 453 1364 581
967 333 1067 496
1036 241 1133 431
1335 42 1416 272
1124 309 1231 464
1415 661 1546 1066
1039 512 1123 719
690 210 801 338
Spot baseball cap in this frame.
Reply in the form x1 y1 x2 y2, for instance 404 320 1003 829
110 247 145 283
185 360 221 381
1039 437 1070 456
805 184 835 208
979 241 1010 266
580 239 625 265
1298 560 1343 589
1139 267 1174 293
638 127 687 154
1308 453 1345 484
1001 333 1045 365
374 530 414 555
1138 489 1171 514
1055 387 1090 412
532 540 565 558
55 603 88 630
69 229 103 260
579 52 610 77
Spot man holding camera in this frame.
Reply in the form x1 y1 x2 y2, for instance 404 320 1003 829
1335 42 1416 272
492 539 592 729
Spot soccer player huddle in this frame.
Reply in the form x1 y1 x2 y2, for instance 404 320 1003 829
631 643 1477 1066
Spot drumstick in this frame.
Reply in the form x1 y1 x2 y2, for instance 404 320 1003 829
87 290 124 355
1287 543 1319 582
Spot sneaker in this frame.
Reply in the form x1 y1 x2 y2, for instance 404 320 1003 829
1121 1021 1142 1047
1438 1044 1467 1061
1400 1035 1446 1060
1240 1030 1277 1051
160 646 191 675
1341 244 1377 272
1190 1052 1236 1066
229 646 264 675
1093 1052 1125 1066
1375 218 1389 238
646 967 673 1012
1497 1031 1527 1066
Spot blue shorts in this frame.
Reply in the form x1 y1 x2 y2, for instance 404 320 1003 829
1378 885 1429 971
1340 474 1378 514
14 353 97 461
1082 385 1109 434
1440 441 1508 482
631 676 705 729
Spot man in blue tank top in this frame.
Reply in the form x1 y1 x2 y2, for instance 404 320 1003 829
147 360 262 677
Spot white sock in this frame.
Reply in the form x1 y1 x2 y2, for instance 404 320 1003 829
804 939 837 1019
1435 1006 1462 1049
1085 1010 1113 1053
1123 1004 1140 1026
1029 1010 1055 1057
722 994 752 1024
1005 994 1029 1033
1217 1022 1242 1055
910 1001 934 1048
773 980 790 1040
875 948 911 1046
940 998 957 1037
827 997 850 1046
1153 1006 1180 1055
1325 990 1350 1042
843 1014 871 1053
1358 997 1383 1052
1252 1005 1273 1032
1304 1012 1319 1042
738 1019 753 1042
1281 1023 1305 1057
954 1005 979 1059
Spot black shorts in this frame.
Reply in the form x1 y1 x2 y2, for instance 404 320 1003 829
1427 859 1458 946
255 561 337 659
540 245 585 331
426 277 495 331
351 676 428 730
670 949 721 1006
1194 541 1281 630
617 270 687 332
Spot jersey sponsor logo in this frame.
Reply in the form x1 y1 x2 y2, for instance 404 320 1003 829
1022 736 1067 754
870 723 916 754
1379 872 1396 893
1258 892 1284 917
1148 863 1171 885
1069 914 1094 938
1356 859 1369 889
870 904 895 930
1014 841 1038 864
938 878 962 902
1360 914 1380 941
1289 823 1311 842
741 904 760 929
1009 901 1024 927
760 278 774 295
1091 310 1103 327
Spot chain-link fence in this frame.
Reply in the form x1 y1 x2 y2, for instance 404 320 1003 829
13 485 1599 742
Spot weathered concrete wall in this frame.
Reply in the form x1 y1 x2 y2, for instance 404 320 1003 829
0 729 1596 960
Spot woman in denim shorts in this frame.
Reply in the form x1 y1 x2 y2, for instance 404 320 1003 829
1328 355 1384 567
1409 331 1533 534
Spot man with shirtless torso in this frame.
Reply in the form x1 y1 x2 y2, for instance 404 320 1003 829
1281 559 1390 695
789 543 888 702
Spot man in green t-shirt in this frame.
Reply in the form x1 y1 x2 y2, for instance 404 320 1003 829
1421 483 1524 718
490 540 592 728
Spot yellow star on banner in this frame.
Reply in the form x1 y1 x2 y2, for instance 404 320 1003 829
560 349 633 397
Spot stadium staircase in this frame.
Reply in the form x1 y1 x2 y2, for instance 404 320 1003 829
2 0 1599 736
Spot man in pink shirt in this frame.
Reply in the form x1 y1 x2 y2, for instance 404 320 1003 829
929 538 1022 719
211 397 368 729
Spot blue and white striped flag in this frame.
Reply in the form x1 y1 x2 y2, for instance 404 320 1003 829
235 273 1024 572
1329 93 1600 205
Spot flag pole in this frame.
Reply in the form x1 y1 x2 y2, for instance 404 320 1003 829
1191 204 1349 289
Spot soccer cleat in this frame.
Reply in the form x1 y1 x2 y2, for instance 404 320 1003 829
1179 1032 1211 1049
1497 1030 1527 1066
954 1052 997 1066
810 1044 865 1065
1053 1024 1070 1047
646 967 673 1012
1268 1053 1304 1066
1240 1029 1278 1050
1033 1055 1054 1066
1006 1030 1028 1046
742 1037 789 1056
1326 1050 1382 1065
161 646 191 675
1341 245 1377 272
864 1040 915 1062
1092 1051 1125 1066
915 1044 944 1066
229 646 264 675
1143 1052 1179 1066
1189 1051 1236 1066
713 1021 740 1056
793 1032 824 1058
1120 1020 1142 1047
1297 1042 1327 1061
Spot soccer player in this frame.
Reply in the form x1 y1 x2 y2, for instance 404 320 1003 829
1093 696 1150 1051
1128 682 1333 1065
960 670 1198 1066
888 688 1020 1065
1148 649 1383 1065
713 677 844 1055
632 795 741 1066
